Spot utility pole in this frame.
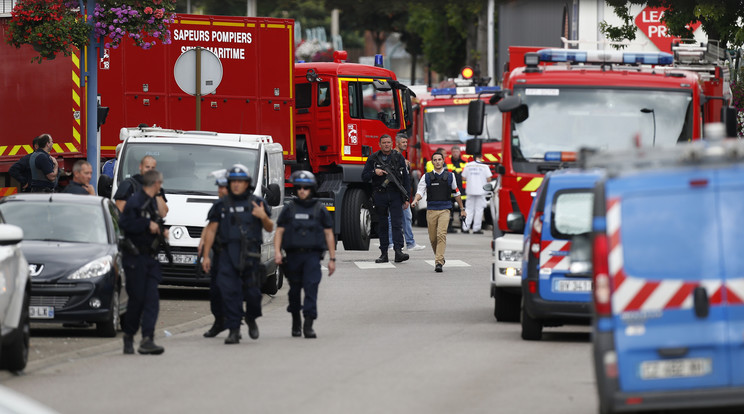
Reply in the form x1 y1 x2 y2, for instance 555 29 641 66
84 0 100 190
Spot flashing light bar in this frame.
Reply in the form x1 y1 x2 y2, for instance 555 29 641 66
544 151 577 162
536 49 674 66
431 85 501 96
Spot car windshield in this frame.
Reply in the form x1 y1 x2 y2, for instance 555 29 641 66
118 143 260 195
552 191 593 238
511 87 693 159
424 103 501 144
0 202 107 244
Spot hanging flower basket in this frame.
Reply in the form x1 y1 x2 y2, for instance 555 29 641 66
5 0 90 63
93 0 176 50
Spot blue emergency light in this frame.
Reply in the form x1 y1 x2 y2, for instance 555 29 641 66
374 54 384 67
544 151 577 162
536 49 673 66
430 86 501 96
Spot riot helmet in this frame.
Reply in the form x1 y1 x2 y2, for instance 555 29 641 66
227 164 252 183
290 170 317 188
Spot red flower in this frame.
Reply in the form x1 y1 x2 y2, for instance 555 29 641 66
144 6 153 14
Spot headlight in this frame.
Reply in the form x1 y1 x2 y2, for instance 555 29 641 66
67 256 113 280
498 249 522 262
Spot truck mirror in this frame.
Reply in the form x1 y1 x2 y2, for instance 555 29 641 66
467 100 485 136
402 88 414 128
567 233 592 277
373 80 392 91
264 183 282 207
465 138 482 157
722 106 738 138
498 95 529 123
97 106 110 131
506 212 524 233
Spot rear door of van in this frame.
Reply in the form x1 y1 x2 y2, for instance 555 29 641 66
607 168 729 392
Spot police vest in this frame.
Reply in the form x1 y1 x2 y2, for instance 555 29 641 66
281 200 326 251
425 170 453 210
218 195 261 245
29 151 52 185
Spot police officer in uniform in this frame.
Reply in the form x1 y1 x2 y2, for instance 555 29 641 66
199 170 229 338
119 169 167 355
274 171 336 338
29 134 58 193
361 134 410 264
201 164 273 345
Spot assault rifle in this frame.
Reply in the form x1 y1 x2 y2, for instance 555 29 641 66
152 217 174 266
380 163 409 201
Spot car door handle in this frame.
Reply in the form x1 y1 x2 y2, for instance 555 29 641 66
657 347 689 358
693 286 710 319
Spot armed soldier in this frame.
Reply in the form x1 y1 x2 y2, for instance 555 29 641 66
201 164 273 345
362 134 410 264
274 171 336 338
119 169 168 355
199 170 229 338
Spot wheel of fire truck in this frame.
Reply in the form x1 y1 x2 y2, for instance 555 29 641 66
341 188 371 250
494 287 520 322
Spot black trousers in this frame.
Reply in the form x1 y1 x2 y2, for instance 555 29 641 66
373 190 405 250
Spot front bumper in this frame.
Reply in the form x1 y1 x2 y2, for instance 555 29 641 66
492 233 523 288
30 279 114 323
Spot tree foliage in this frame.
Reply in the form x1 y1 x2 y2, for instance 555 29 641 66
602 0 744 48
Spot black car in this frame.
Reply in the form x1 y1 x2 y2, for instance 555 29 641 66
0 194 127 337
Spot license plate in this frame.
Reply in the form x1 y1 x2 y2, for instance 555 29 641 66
640 358 712 380
554 279 592 292
29 306 54 319
158 253 197 264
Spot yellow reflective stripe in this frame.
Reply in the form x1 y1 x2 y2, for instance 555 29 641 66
179 19 210 25
325 206 335 211
484 153 499 162
8 146 21 156
0 146 6 156
22 145 32 154
266 24 285 29
52 144 63 153
0 187 18 197
65 143 78 152
521 177 543 192
213 21 244 27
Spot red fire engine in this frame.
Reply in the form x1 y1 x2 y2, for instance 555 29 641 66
0 14 413 250
468 43 738 322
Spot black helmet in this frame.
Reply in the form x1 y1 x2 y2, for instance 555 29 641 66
227 164 252 184
290 170 317 188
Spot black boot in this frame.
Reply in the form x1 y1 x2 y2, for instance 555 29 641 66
246 318 259 340
203 318 226 338
291 312 302 337
375 250 389 263
123 334 134 355
394 249 409 263
137 337 164 355
224 328 240 344
303 318 317 339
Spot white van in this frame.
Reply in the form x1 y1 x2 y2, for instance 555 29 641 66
112 127 285 287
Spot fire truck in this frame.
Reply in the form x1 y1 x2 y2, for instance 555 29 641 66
467 43 738 322
407 81 502 225
0 14 413 251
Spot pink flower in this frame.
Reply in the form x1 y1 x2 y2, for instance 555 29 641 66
154 8 164 19
144 7 153 14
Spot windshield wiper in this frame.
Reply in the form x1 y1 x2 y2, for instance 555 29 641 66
35 238 81 243
167 190 214 196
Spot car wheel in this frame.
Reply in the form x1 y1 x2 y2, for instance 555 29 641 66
520 301 542 341
96 289 120 337
1 289 30 372
493 287 520 322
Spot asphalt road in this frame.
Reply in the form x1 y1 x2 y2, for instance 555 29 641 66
1 227 600 414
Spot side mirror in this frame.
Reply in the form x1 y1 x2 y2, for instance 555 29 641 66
567 233 592 277
264 183 282 207
498 95 529 123
506 212 524 233
0 224 23 245
373 79 392 91
465 138 483 158
723 106 738 138
483 183 494 192
467 100 485 136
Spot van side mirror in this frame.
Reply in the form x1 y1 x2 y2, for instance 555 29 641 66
264 183 282 207
722 106 738 138
0 224 23 245
693 286 710 319
465 138 482 158
506 212 524 233
498 95 529 123
467 100 485 136
567 233 592 277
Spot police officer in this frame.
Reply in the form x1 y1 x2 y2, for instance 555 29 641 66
29 134 58 193
361 134 410 264
201 164 273 345
199 170 229 338
274 171 336 338
119 169 168 355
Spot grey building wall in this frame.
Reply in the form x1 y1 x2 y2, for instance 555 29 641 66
498 0 575 80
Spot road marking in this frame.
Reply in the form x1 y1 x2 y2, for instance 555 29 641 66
354 261 396 269
425 260 470 267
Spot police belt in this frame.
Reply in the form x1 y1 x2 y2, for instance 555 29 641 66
285 248 323 253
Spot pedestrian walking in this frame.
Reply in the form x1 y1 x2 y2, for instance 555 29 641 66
200 170 229 338
274 170 336 338
387 133 425 251
62 160 95 195
119 169 168 355
361 134 410 263
29 134 58 193
114 155 168 218
200 164 274 345
410 152 465 272
8 136 40 193
461 159 492 234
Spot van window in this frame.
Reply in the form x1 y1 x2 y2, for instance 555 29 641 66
318 82 330 107
551 190 593 238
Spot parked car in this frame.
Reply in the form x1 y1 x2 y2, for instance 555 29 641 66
579 140 744 413
0 222 30 372
509 169 600 340
0 194 127 337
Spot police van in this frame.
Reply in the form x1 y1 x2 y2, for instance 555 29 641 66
578 140 744 413
510 168 600 340
113 127 285 287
